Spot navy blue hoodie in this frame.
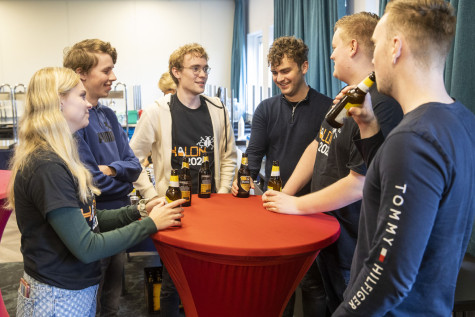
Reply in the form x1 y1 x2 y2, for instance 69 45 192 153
75 103 141 209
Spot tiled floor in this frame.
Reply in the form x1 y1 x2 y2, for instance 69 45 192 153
0 211 22 263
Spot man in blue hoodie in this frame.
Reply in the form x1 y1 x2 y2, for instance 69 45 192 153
64 39 142 317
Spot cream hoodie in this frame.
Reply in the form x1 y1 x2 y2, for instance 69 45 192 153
130 94 237 198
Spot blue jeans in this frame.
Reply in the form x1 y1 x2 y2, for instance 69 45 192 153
160 264 181 317
96 251 125 317
95 197 129 316
316 250 351 314
282 260 327 317
17 272 98 317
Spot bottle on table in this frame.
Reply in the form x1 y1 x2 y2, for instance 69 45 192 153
267 160 282 192
325 71 376 128
166 169 182 222
198 154 212 198
179 156 192 206
236 153 251 198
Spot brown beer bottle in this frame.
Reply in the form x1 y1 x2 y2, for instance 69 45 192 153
236 153 251 198
198 154 211 198
166 169 182 222
325 72 375 128
179 156 192 207
267 160 282 192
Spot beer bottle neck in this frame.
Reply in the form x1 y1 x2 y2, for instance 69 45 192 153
169 175 179 187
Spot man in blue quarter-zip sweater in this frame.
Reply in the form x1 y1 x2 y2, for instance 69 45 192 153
64 39 142 317
232 36 332 317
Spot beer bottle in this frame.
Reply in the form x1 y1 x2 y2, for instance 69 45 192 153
325 72 375 128
179 156 192 206
198 154 212 198
267 160 282 192
236 153 251 198
166 169 182 221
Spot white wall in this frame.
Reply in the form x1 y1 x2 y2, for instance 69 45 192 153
353 0 379 14
248 0 273 97
0 0 234 107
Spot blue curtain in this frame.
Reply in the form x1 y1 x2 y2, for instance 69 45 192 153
273 0 347 97
445 0 475 114
379 0 390 16
445 0 475 256
231 0 248 103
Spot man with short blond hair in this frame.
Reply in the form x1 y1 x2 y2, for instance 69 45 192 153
131 43 236 316
64 39 142 317
333 0 475 315
263 13 403 313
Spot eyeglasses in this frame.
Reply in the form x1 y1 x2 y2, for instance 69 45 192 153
183 66 211 75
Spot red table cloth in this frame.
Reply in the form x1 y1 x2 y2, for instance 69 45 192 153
0 170 12 242
151 194 340 317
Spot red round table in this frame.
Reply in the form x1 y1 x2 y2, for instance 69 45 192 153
151 194 340 317
0 170 12 242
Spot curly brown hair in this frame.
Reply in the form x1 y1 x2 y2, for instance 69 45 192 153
267 36 308 68
169 43 209 85
63 39 117 73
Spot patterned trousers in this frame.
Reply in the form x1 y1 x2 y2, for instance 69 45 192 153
16 272 98 317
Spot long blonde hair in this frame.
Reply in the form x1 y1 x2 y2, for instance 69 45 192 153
7 67 100 209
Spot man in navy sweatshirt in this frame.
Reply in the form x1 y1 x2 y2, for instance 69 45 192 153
232 36 332 317
332 0 475 315
64 39 142 317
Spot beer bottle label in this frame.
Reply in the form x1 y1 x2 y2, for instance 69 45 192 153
179 181 191 202
182 162 189 169
267 185 282 192
181 190 191 201
358 76 374 92
169 175 179 187
270 166 280 177
166 196 174 204
334 105 350 124
240 176 251 192
241 157 248 165
200 175 212 194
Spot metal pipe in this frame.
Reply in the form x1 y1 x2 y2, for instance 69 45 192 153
0 84 14 141
12 84 26 142
113 82 128 135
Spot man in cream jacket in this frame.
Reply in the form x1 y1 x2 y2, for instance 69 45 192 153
130 43 236 317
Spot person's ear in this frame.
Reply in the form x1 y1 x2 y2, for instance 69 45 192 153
171 67 181 82
300 61 309 75
350 39 358 57
392 36 402 65
76 67 87 81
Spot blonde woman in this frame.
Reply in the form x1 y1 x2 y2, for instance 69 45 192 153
8 67 184 316
158 72 177 95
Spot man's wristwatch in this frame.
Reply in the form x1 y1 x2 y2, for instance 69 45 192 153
137 198 150 218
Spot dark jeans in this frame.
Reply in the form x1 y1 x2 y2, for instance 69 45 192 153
160 264 182 317
282 260 327 317
316 250 351 314
96 251 125 317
